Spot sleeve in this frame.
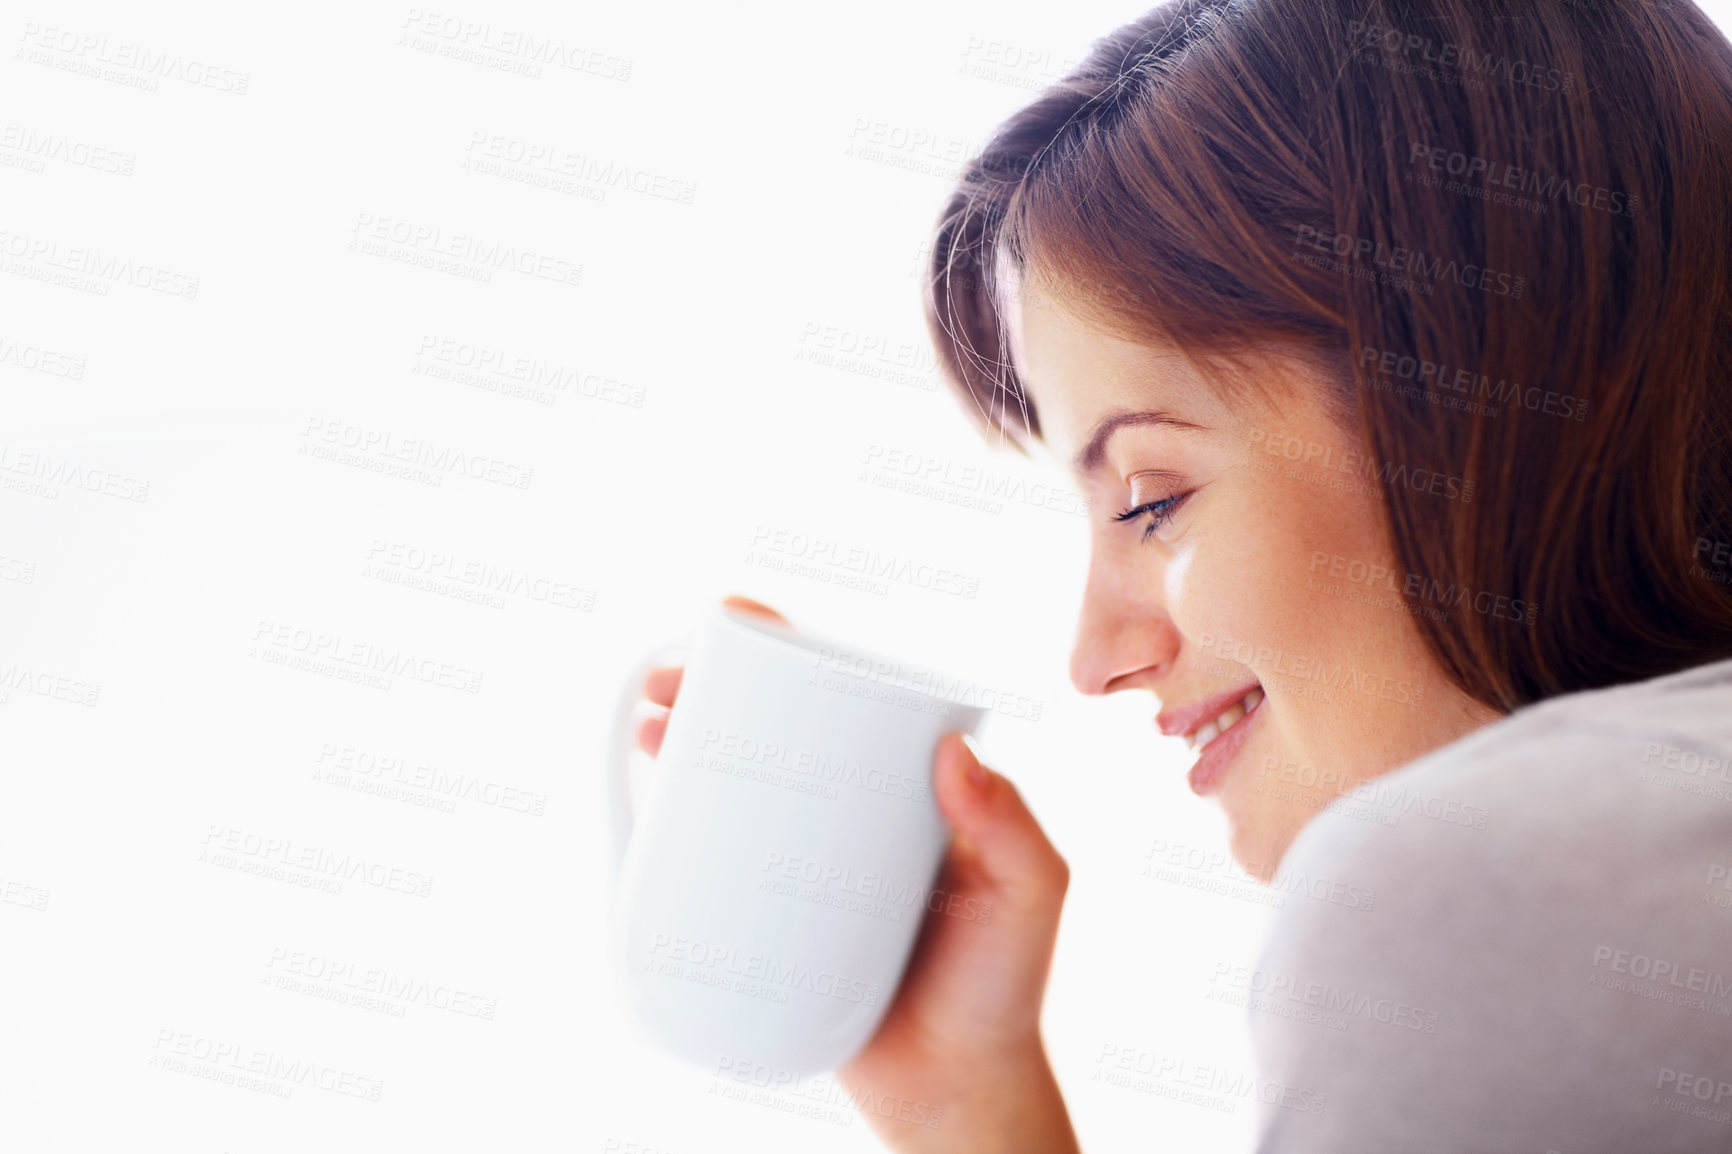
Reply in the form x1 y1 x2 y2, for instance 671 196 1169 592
1243 720 1732 1154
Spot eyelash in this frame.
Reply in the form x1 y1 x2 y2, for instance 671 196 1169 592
1113 493 1190 541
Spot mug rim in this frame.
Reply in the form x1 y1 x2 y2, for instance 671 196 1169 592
714 604 987 708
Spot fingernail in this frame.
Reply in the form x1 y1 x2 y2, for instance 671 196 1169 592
959 733 988 791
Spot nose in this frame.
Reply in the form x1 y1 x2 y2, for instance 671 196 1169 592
1068 539 1181 696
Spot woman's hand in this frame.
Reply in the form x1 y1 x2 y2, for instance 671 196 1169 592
634 595 1080 1154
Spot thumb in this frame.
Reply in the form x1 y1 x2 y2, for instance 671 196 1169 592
932 733 1070 912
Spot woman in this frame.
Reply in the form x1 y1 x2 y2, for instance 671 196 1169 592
636 0 1732 1149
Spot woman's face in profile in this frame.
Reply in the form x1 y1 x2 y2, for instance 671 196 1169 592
1005 269 1502 878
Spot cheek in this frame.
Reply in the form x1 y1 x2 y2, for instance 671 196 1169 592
1161 541 1196 608
1162 520 1308 662
1166 471 1389 679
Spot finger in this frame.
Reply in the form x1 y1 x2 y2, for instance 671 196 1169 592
641 665 683 708
722 594 793 627
634 713 669 757
645 599 787 701
931 734 1070 911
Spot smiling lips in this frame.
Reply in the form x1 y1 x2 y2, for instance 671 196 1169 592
1156 682 1265 750
1155 682 1268 796
1185 685 1264 751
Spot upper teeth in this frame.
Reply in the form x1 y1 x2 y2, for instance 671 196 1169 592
1188 687 1263 751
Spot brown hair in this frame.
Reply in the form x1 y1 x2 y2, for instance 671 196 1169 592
925 0 1732 711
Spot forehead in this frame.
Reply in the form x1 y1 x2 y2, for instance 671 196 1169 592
999 261 1224 473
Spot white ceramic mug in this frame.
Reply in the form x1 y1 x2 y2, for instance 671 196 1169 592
607 603 990 1076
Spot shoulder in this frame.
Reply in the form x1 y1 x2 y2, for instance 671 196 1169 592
1282 653 1732 885
1246 659 1732 1152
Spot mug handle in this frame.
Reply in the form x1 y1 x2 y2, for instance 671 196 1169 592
607 639 692 880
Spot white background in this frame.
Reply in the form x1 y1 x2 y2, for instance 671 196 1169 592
3 2 1728 1151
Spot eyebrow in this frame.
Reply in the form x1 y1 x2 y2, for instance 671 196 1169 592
1072 409 1203 475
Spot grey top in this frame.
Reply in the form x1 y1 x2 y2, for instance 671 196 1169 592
1249 654 1732 1153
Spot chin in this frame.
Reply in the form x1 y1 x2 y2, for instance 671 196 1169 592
1224 821 1268 882
1222 805 1290 884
